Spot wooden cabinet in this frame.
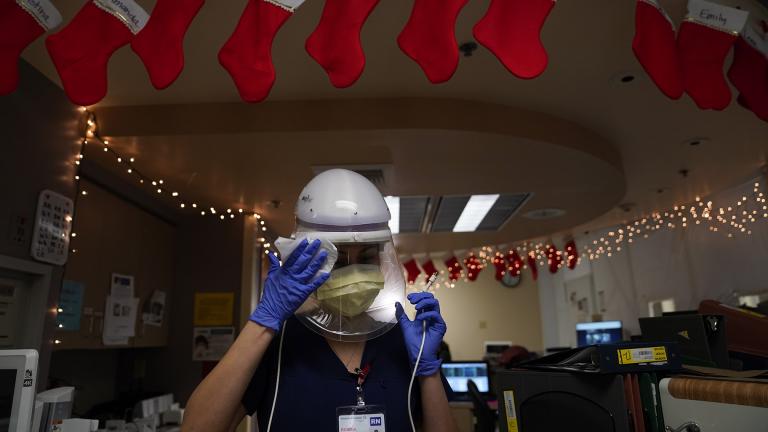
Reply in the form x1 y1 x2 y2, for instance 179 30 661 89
54 179 175 350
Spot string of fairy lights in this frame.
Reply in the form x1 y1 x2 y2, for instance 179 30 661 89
54 109 279 345
410 175 768 291
62 108 768 297
70 108 277 252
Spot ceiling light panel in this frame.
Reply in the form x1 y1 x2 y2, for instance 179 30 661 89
431 196 471 232
475 193 532 231
384 196 400 234
453 194 500 232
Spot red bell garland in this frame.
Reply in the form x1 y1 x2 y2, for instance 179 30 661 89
492 252 507 280
444 256 463 281
403 258 421 285
545 243 562 273
526 252 538 281
565 239 578 270
464 253 483 281
421 259 438 282
507 250 524 277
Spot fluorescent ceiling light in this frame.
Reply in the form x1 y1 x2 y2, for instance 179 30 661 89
384 196 400 234
452 194 500 232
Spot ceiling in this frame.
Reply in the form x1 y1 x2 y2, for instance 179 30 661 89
21 0 768 253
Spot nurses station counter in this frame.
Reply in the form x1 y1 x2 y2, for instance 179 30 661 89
659 377 768 431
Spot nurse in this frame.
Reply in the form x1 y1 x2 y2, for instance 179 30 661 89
182 169 458 432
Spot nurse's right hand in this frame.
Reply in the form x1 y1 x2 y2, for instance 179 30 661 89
249 239 330 331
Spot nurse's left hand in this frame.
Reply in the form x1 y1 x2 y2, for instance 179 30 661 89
396 292 447 377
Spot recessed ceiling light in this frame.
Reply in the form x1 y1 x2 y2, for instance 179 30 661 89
523 208 566 220
453 194 500 232
384 196 400 234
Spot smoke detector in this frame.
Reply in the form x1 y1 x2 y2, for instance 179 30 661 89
523 208 566 220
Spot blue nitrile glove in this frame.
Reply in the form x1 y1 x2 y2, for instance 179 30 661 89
250 239 330 331
395 292 447 377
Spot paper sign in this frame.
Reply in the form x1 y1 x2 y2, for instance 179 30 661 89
192 327 235 361
103 296 139 345
56 280 84 331
142 290 166 327
194 293 234 326
31 190 73 265
111 273 134 298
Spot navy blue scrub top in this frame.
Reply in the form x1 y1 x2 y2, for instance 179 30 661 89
241 316 452 431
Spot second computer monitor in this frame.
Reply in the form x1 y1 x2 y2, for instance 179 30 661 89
441 361 490 393
576 321 623 347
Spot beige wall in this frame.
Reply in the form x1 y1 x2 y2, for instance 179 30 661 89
419 266 543 361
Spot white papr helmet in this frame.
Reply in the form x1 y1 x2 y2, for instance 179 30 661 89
296 168 391 230
277 169 406 342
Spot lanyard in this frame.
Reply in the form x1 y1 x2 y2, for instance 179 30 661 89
354 364 371 406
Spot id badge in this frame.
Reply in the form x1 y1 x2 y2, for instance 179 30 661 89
337 405 386 432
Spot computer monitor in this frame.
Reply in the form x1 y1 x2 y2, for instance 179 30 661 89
576 321 623 347
441 361 490 393
0 349 38 432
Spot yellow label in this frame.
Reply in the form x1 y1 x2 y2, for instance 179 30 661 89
618 346 668 365
503 390 518 432
194 292 234 326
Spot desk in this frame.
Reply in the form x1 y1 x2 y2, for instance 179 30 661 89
449 402 474 432
449 400 499 432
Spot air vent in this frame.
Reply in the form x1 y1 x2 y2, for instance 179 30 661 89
399 197 430 233
354 169 386 187
312 165 391 188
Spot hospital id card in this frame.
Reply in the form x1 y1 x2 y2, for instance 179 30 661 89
337 405 386 432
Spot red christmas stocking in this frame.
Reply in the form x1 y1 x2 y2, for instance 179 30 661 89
526 252 538 281
306 0 380 88
421 259 438 283
728 26 768 122
397 0 468 83
403 258 421 285
492 252 507 281
677 0 748 110
444 256 462 281
131 0 205 89
219 0 298 102
632 0 683 99
0 0 61 95
507 250 523 277
46 0 148 106
564 240 578 269
473 0 555 79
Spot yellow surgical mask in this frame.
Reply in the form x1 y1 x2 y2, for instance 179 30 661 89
317 264 385 317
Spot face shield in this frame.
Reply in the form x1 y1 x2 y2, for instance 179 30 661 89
275 227 405 342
